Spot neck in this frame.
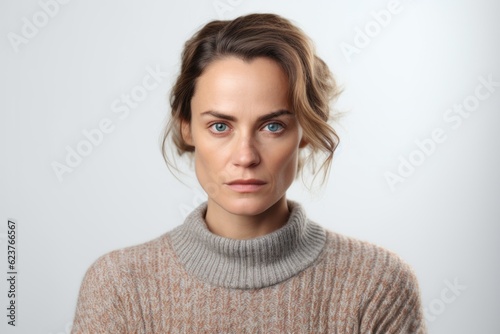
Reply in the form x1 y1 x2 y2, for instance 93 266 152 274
168 199 327 289
204 196 290 240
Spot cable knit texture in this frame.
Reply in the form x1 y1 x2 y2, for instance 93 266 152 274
71 200 427 334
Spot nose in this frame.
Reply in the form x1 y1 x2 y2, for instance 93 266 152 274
231 134 261 168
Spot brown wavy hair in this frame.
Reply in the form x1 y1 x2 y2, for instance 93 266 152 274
159 13 342 186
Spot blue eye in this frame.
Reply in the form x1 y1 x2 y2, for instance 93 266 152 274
211 123 228 132
264 123 284 133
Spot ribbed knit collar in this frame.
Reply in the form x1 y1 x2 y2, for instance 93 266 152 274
168 200 327 289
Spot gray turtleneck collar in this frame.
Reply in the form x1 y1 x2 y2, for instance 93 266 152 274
168 200 327 289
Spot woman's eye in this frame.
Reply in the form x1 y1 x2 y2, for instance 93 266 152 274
210 123 229 133
264 122 284 133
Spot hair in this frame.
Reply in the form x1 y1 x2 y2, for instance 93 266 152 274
159 13 343 187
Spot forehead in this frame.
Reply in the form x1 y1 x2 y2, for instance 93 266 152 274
191 56 290 116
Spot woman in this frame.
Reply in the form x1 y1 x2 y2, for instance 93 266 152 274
71 13 427 333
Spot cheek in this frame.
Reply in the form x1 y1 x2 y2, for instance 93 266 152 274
193 149 218 197
267 143 300 186
192 140 228 183
194 148 214 178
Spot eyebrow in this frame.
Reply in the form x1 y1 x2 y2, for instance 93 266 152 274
200 109 293 122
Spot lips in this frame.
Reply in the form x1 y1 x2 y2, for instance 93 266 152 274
225 179 267 193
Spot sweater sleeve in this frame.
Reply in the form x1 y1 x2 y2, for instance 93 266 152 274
70 252 128 334
359 252 428 334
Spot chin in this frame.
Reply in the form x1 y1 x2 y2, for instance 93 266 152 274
216 195 278 217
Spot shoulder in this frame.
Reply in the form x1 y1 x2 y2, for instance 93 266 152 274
320 230 426 332
323 229 418 273
321 229 421 293
72 233 174 332
82 232 173 282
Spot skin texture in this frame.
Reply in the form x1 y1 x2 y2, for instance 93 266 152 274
183 56 307 240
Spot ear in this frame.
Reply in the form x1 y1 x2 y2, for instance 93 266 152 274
181 120 194 146
299 136 308 148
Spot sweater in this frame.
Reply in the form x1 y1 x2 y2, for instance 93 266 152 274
71 200 427 334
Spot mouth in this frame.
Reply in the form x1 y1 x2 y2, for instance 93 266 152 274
225 179 267 193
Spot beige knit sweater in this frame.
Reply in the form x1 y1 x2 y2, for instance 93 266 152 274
71 200 427 333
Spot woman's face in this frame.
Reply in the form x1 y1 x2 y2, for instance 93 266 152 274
184 56 305 217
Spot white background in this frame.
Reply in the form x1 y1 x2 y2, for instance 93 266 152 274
1 0 499 333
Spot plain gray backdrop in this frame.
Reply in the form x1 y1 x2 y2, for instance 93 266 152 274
1 0 499 333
